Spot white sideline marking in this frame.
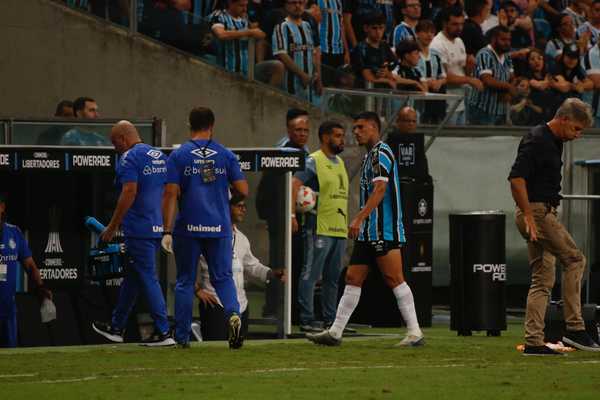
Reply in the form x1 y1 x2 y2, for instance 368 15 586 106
28 363 466 384
564 360 600 365
0 373 37 378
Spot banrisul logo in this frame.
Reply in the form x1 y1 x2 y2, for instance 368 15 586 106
191 148 218 158
147 149 162 159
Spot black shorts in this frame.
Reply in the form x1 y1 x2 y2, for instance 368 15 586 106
349 240 402 266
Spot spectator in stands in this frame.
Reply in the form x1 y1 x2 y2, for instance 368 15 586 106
391 0 421 49
394 40 428 91
576 0 600 50
521 47 553 123
462 0 492 57
416 19 447 123
210 0 284 86
499 1 533 51
563 0 587 29
60 97 111 146
539 0 567 18
351 11 398 89
36 100 75 145
343 0 396 47
430 5 484 124
72 96 99 119
431 0 463 31
317 0 351 86
467 25 516 125
509 76 544 125
54 100 74 118
545 13 576 70
582 40 600 127
549 43 593 115
326 65 365 115
195 197 285 340
272 0 322 102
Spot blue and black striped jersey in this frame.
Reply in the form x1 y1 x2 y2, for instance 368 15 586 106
358 141 405 243
468 45 513 116
272 18 319 95
318 0 345 55
210 10 250 76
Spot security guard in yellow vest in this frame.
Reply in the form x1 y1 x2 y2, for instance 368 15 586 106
292 121 349 332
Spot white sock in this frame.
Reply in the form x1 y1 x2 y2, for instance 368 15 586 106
328 285 361 339
393 282 422 337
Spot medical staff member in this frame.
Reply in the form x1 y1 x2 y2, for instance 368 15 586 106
92 121 174 347
162 107 248 349
0 194 52 348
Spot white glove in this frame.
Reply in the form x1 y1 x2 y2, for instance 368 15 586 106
161 234 173 254
40 298 57 323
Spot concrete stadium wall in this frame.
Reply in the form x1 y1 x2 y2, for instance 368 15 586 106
0 0 322 148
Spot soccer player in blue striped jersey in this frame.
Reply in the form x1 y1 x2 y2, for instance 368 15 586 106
273 0 323 102
390 0 421 50
467 25 516 125
307 112 424 348
318 0 350 77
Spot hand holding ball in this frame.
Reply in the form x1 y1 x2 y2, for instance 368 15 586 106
296 186 316 213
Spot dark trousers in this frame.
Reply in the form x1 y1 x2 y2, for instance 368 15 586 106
0 314 17 348
198 304 249 341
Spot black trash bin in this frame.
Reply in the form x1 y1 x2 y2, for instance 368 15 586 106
449 211 507 336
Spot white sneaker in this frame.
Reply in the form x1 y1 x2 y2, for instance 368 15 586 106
394 334 425 347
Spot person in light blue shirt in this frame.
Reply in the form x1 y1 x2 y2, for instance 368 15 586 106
60 97 111 146
91 121 174 347
162 107 248 349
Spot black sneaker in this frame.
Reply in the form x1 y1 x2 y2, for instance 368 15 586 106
140 331 176 347
92 321 124 343
522 345 564 356
563 330 600 352
306 330 342 346
228 314 244 349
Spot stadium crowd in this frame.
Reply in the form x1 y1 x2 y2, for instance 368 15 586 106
62 0 600 127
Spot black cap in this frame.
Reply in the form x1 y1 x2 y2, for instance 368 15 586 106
563 43 579 59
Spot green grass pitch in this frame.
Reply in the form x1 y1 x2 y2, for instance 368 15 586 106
1 322 599 400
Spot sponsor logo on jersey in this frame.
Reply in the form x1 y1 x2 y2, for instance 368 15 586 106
8 238 16 250
191 148 218 158
147 149 163 159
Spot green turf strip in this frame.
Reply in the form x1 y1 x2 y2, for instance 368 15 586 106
1 323 599 399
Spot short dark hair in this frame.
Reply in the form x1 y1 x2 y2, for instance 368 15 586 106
465 0 488 18
54 100 73 117
354 111 381 132
489 24 511 40
286 108 309 125
441 5 464 24
396 40 421 58
416 19 435 33
73 97 95 117
189 107 215 131
318 121 345 142
363 11 386 27
500 0 520 12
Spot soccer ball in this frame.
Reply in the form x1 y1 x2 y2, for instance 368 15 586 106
296 186 316 213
